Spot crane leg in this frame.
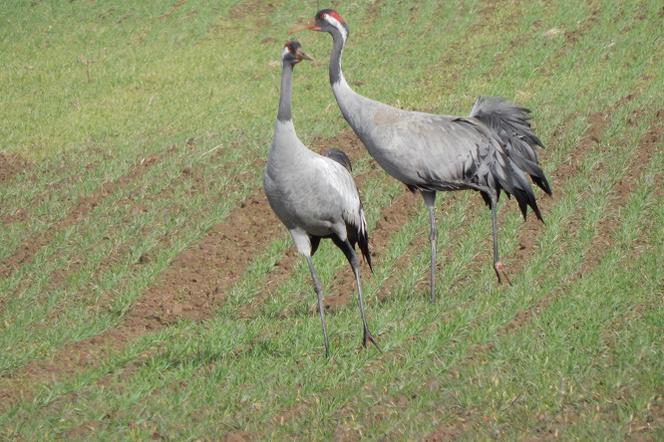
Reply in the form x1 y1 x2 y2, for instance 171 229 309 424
333 237 380 352
489 192 512 285
422 191 438 303
305 255 330 357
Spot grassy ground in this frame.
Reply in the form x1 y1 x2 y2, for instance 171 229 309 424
1 0 662 440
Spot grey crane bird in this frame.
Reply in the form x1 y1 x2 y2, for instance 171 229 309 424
263 40 379 356
305 10 552 302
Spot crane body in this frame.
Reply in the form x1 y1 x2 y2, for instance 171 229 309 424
264 41 378 356
308 10 552 301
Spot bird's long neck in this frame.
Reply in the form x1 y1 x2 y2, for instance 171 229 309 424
328 31 364 126
328 30 383 145
271 60 308 163
277 60 294 122
329 30 346 86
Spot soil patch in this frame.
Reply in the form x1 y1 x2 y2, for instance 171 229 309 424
228 0 279 30
0 129 372 410
564 6 600 45
0 185 279 410
0 153 165 282
498 108 658 337
0 153 30 185
158 0 186 21
43 158 219 323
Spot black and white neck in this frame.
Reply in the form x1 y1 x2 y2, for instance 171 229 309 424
326 18 349 88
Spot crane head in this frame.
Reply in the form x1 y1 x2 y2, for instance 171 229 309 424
311 9 349 39
291 9 349 40
282 40 314 65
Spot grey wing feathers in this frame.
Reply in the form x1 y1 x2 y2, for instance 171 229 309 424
318 152 372 270
470 97 552 196
441 116 546 221
324 147 353 172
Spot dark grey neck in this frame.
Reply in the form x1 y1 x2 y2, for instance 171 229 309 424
277 61 293 122
329 30 345 85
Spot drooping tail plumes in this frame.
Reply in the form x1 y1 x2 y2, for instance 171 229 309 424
470 97 552 196
356 207 373 271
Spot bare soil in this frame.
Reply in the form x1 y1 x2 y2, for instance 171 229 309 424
0 128 395 411
0 153 30 186
0 153 166 311
0 184 279 409
0 153 32 224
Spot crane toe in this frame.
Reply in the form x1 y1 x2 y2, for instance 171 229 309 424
362 327 381 352
494 261 513 286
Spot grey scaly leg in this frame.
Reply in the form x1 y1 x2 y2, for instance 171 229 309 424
422 191 438 303
306 255 330 357
489 191 511 285
347 243 380 350
333 237 380 351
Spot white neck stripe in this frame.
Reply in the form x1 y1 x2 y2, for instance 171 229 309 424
325 15 347 41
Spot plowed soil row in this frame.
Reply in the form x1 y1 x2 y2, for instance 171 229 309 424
0 188 275 410
0 129 373 411
0 153 166 280
41 154 232 323
0 153 31 187
0 153 33 224
426 110 662 440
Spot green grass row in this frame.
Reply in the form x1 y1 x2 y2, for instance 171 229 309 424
1 0 662 440
0 0 479 376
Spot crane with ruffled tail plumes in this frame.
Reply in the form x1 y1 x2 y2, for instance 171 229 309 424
305 9 552 302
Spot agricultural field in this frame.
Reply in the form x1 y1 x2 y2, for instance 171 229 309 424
0 0 662 440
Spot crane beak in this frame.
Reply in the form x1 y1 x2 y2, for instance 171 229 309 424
296 48 314 62
290 19 320 33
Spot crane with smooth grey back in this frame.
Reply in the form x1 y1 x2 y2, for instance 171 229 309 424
263 40 380 357
302 9 552 303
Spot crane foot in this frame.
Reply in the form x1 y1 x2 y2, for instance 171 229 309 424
362 328 382 353
494 261 513 286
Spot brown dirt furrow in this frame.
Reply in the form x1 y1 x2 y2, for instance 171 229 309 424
0 129 372 411
0 153 31 187
504 109 612 276
228 0 280 31
0 153 167 282
0 153 33 223
324 185 421 313
44 137 234 295
42 159 224 324
496 106 659 337
158 0 186 21
1 147 109 226
426 111 662 440
0 185 279 410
